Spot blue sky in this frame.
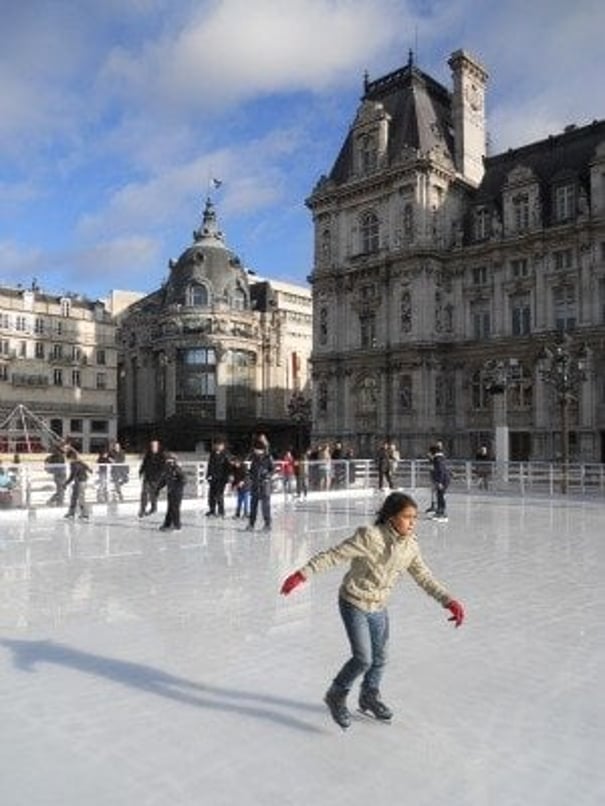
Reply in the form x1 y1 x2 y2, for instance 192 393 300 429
1 0 604 300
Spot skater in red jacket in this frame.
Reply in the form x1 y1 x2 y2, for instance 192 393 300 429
280 491 464 729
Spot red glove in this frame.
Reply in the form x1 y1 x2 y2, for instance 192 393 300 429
445 600 464 628
280 571 306 596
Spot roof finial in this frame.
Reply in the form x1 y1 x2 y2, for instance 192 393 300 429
363 69 369 93
408 48 414 68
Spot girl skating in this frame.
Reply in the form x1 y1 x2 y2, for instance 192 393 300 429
280 492 464 729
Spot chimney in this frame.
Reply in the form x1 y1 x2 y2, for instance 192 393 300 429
448 50 489 186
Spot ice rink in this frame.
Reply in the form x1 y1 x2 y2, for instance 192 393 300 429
1 490 603 806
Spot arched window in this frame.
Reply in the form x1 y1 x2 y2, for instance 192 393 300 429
360 211 379 253
189 284 208 307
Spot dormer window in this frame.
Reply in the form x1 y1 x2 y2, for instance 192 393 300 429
60 298 71 318
512 194 530 232
474 208 490 241
553 183 575 223
358 132 378 174
189 284 209 307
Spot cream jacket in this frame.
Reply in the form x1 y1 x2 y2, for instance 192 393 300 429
300 523 452 613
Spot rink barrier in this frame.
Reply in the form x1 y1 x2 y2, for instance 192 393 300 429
0 458 604 516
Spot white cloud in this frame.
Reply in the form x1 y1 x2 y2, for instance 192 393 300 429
101 0 408 111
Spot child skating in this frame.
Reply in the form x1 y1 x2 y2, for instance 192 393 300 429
280 492 464 729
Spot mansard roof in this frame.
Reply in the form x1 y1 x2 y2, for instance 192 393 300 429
328 59 454 186
475 119 605 208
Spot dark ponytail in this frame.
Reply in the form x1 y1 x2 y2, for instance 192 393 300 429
375 492 418 525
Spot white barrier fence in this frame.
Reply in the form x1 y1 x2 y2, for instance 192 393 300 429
1 457 605 511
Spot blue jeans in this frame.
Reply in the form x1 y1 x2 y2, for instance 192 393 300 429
332 598 389 693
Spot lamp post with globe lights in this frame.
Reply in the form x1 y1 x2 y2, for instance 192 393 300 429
539 333 587 494
287 391 312 456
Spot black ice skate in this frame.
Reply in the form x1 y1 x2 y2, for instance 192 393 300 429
358 688 393 722
324 685 352 730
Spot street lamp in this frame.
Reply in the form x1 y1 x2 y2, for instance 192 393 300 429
287 392 312 455
539 333 587 493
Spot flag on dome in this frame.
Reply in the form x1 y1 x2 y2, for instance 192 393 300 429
211 178 222 189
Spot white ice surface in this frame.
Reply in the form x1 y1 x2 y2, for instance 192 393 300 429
0 492 603 806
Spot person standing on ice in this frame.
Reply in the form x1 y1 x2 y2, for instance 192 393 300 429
280 492 464 730
63 450 93 521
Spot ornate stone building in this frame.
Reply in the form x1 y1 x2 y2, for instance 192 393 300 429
117 200 312 451
0 283 118 452
307 50 605 461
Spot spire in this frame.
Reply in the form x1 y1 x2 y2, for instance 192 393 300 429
363 69 369 94
408 48 414 68
193 197 225 244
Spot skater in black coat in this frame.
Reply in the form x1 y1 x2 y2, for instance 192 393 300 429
429 444 450 521
206 439 231 517
157 454 186 531
246 439 274 532
138 439 166 517
64 451 92 520
280 492 464 729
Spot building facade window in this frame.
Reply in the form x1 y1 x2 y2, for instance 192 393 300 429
96 349 106 365
53 369 63 386
553 183 575 222
511 258 529 278
16 315 27 332
35 342 44 359
176 347 217 401
511 293 531 335
358 132 378 174
52 344 63 360
0 365 8 382
189 283 209 307
34 317 44 334
509 363 533 410
70 419 83 432
360 312 376 348
471 370 490 410
471 304 491 340
553 248 573 271
96 372 107 390
472 266 488 285
60 298 71 318
91 420 109 433
512 194 530 231
72 369 81 387
1 339 9 356
360 211 379 253
474 208 490 241
19 341 27 357
554 286 576 331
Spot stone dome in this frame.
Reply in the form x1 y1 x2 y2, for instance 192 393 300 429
164 199 250 310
